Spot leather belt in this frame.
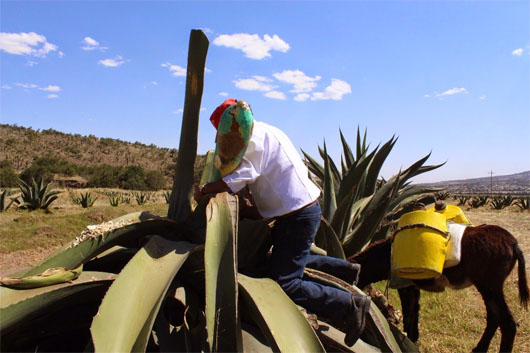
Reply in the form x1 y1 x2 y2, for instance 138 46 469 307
275 200 319 220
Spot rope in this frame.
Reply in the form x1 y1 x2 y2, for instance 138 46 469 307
391 222 449 240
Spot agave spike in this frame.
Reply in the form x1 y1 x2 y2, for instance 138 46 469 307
339 128 355 169
322 142 338 221
168 29 209 223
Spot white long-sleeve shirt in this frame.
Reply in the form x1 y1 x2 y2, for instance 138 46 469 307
222 121 321 218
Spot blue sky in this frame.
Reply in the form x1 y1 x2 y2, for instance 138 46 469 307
1 1 528 183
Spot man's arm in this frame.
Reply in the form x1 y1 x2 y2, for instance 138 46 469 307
194 179 232 201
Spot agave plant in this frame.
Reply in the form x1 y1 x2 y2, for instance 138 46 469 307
163 190 171 204
78 192 97 208
302 129 443 257
0 30 418 353
0 189 18 212
136 193 148 205
15 178 61 211
457 194 470 206
490 195 514 210
434 191 450 200
109 195 120 207
515 196 530 211
469 195 489 209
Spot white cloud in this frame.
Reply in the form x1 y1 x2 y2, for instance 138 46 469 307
1 84 12 89
234 76 277 92
58 51 64 58
311 79 352 101
173 108 184 115
26 60 38 67
47 94 59 99
294 93 310 102
273 70 321 93
161 62 186 76
200 107 207 112
99 56 125 67
0 32 58 57
15 83 38 89
39 85 61 92
264 91 286 100
219 92 229 97
479 95 486 100
512 48 524 56
82 36 107 51
152 81 158 85
438 87 468 96
213 33 290 60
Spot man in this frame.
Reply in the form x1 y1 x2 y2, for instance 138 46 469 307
195 99 371 346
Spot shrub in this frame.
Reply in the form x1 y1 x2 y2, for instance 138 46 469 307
87 165 121 188
145 170 166 190
119 165 147 190
0 165 19 187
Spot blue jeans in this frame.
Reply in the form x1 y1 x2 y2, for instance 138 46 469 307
269 202 353 323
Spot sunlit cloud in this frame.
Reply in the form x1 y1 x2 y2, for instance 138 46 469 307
512 48 524 56
99 56 125 67
234 76 277 91
15 83 38 89
425 87 469 98
152 81 158 85
219 92 229 96
82 36 107 51
213 33 290 60
161 62 186 76
39 85 61 92
26 60 38 67
264 91 286 100
294 93 310 102
273 70 321 93
0 32 58 57
1 84 12 89
479 95 486 100
173 108 184 115
311 79 351 101
47 94 59 99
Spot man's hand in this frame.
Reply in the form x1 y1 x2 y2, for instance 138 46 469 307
194 179 232 202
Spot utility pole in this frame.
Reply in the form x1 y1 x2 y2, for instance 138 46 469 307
489 170 495 196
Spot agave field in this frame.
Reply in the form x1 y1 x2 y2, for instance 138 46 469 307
1 29 529 353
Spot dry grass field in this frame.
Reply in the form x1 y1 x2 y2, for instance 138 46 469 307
0 192 528 352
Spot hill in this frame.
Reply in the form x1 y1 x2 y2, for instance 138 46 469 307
419 171 530 194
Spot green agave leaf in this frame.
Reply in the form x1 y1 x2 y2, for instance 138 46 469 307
322 142 338 221
303 268 404 353
91 236 197 353
241 322 274 352
204 193 242 352
200 149 217 185
343 174 401 256
237 219 272 274
318 143 341 193
336 148 374 208
238 274 325 352
315 218 346 259
168 29 209 223
339 128 355 170
1 271 116 336
362 136 397 197
314 319 381 353
301 149 325 182
23 217 181 277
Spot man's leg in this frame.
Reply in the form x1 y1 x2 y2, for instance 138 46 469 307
306 254 361 285
269 203 370 343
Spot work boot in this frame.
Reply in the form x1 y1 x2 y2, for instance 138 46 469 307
344 293 371 347
348 263 361 286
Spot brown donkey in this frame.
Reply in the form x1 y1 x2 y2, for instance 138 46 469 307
349 224 529 352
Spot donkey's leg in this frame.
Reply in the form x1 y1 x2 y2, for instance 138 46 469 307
398 286 420 342
473 289 500 353
495 292 517 353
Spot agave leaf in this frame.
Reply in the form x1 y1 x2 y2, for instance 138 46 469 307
318 143 341 192
23 218 181 277
362 136 397 197
168 29 209 223
91 236 197 353
301 149 325 182
340 128 355 169
0 265 82 289
322 142 338 221
238 273 325 352
336 148 374 207
200 149 217 185
314 319 381 353
1 271 116 336
303 268 404 353
204 193 242 352
237 219 272 274
343 174 401 255
315 218 345 259
241 322 274 352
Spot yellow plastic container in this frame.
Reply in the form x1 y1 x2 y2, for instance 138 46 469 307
427 204 471 224
392 210 448 279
